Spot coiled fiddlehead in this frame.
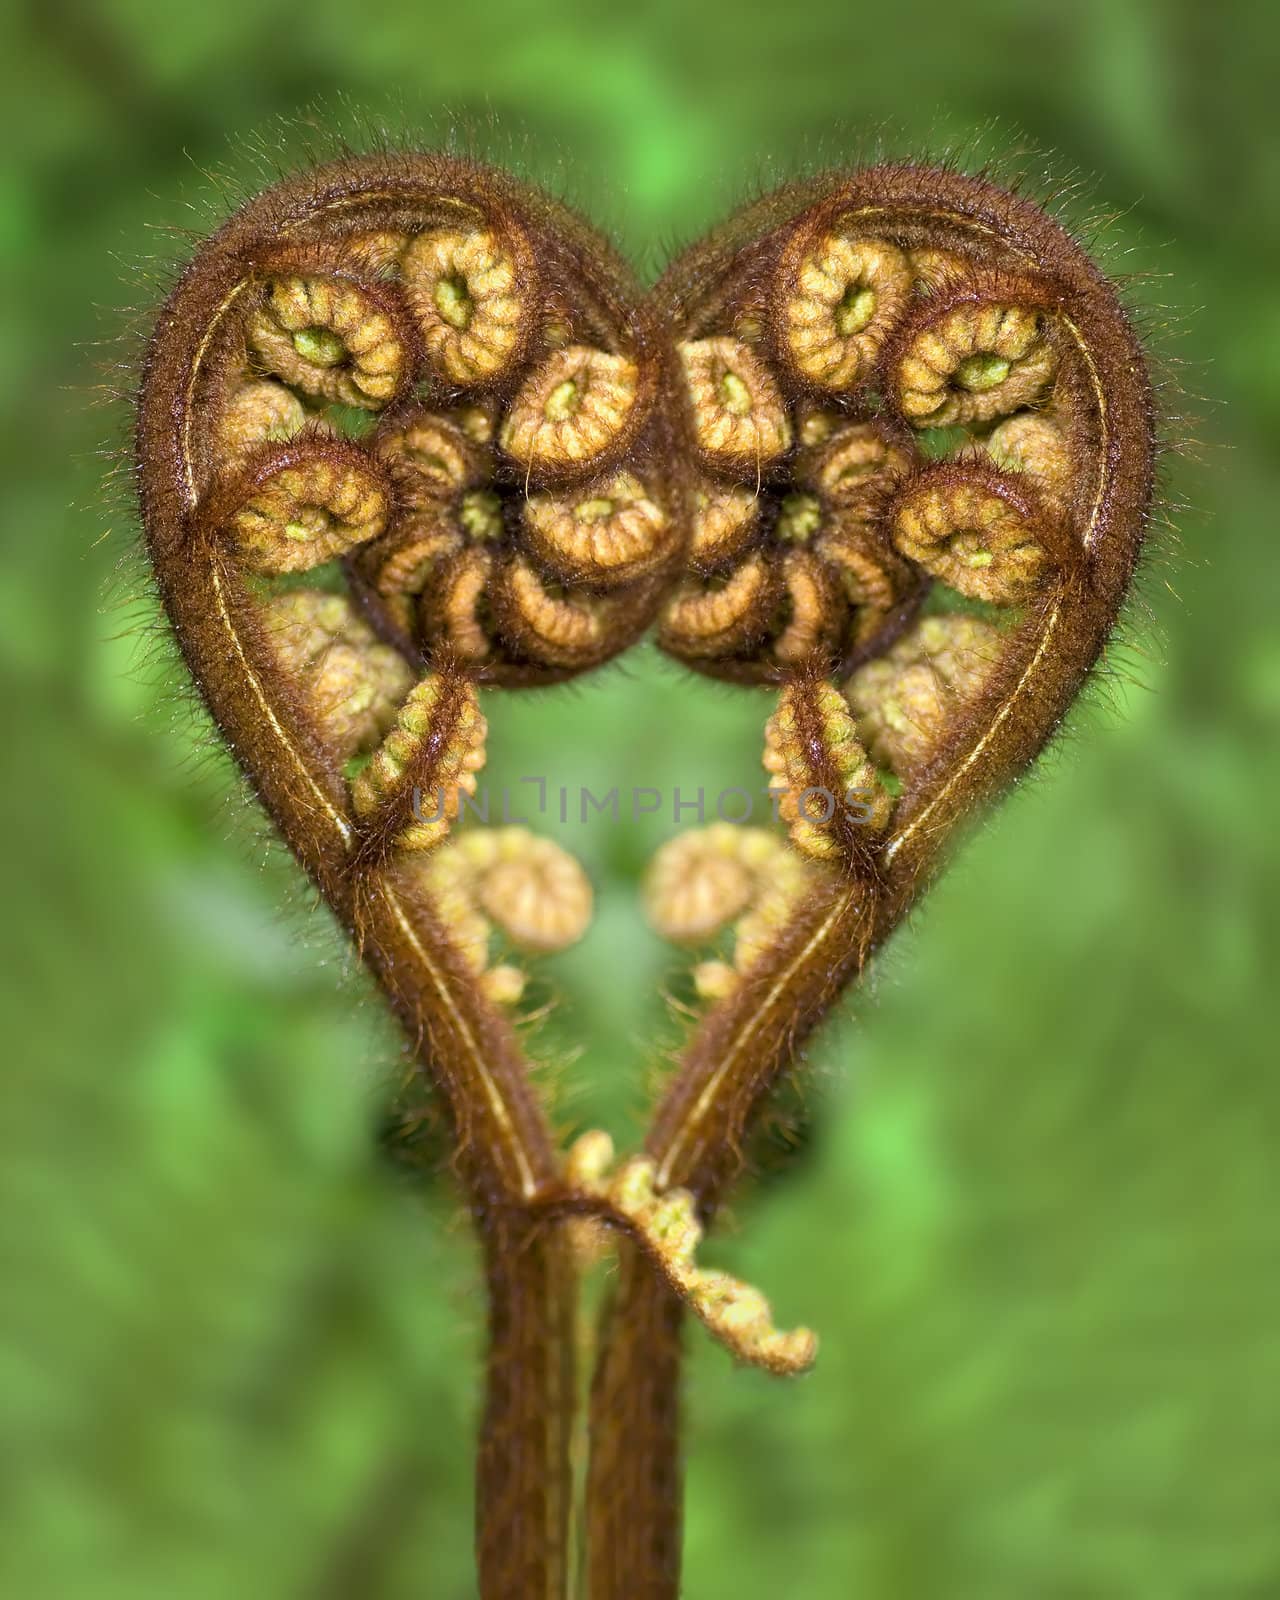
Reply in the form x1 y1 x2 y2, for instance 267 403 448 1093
134 150 683 1600
135 152 1156 1600
587 163 1155 1599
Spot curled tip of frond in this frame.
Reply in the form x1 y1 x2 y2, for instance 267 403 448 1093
261 588 413 760
211 437 391 574
644 822 817 996
350 669 488 855
407 825 593 1003
843 612 1005 779
763 679 893 863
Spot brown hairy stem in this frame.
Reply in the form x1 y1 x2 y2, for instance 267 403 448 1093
479 1216 578 1598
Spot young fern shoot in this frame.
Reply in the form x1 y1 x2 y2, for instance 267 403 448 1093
589 163 1155 1600
135 151 682 1600
134 151 1155 1600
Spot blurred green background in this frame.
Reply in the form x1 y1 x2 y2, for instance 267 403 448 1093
3 0 1278 1594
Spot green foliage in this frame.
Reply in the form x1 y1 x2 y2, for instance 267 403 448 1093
3 0 1277 1593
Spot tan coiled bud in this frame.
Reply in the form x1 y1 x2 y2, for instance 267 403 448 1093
218 380 309 462
473 831 593 952
776 231 912 391
342 229 412 277
415 827 593 1004
770 550 847 665
688 481 762 571
793 420 919 617
494 558 612 670
350 673 487 852
361 516 463 611
221 443 389 574
795 403 845 448
658 557 780 663
762 680 893 859
801 420 915 505
419 547 497 666
522 472 672 588
644 822 816 998
247 274 409 409
261 590 413 759
984 411 1074 515
354 411 493 610
906 246 967 295
401 226 534 386
375 409 489 500
892 295 1058 427
499 344 640 475
845 613 1005 777
677 336 792 476
812 519 911 616
889 463 1061 604
645 823 759 943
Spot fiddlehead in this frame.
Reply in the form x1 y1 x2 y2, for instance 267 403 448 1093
643 822 819 999
134 148 1159 1600
133 150 678 1600
418 825 595 1004
587 161 1156 1599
